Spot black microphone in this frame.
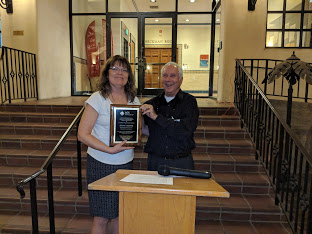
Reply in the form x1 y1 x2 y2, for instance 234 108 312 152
158 165 211 179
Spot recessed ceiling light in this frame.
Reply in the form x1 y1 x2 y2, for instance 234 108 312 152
189 0 195 2
150 0 156 2
216 19 220 22
155 19 159 22
186 19 190 22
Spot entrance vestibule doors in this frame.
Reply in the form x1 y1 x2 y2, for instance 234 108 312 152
108 14 176 96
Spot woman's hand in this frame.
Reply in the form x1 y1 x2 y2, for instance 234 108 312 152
109 140 134 154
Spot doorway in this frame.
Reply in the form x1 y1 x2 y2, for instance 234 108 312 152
70 1 219 97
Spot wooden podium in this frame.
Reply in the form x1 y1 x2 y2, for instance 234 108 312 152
88 169 229 234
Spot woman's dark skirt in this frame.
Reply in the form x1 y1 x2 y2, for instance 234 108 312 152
87 154 133 219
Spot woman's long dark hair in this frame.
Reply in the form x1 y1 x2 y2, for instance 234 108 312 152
97 55 136 102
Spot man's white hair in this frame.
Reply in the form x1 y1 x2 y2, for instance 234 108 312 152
161 62 183 80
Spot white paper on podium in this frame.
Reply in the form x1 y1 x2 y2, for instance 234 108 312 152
120 174 173 185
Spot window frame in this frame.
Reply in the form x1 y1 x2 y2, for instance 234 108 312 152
266 0 312 48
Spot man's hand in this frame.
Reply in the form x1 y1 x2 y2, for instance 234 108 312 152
140 104 158 120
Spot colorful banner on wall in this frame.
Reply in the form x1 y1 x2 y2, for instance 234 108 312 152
200 54 209 67
85 21 100 78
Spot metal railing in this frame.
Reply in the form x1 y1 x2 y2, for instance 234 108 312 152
240 59 312 102
235 59 312 234
16 107 85 234
0 46 38 104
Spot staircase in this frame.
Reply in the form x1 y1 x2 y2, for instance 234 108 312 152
0 101 292 233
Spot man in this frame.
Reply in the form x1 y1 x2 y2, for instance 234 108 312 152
141 62 199 171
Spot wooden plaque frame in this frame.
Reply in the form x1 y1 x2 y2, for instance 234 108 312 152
110 104 142 147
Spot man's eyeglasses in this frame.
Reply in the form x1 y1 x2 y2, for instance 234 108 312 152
109 67 128 73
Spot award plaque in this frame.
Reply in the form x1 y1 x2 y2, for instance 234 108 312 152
110 104 142 147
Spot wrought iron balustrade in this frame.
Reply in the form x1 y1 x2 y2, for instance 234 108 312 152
235 59 312 234
16 107 85 234
0 46 38 104
240 59 312 102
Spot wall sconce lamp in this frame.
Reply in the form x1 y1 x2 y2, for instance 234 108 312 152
0 0 13 13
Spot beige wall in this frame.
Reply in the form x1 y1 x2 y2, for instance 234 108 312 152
1 0 37 53
36 0 71 99
218 1 312 102
1 0 71 100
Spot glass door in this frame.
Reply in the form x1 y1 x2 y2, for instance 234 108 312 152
110 17 139 88
138 14 175 96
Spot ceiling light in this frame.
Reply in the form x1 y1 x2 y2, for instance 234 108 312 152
155 19 159 22
216 19 220 22
189 0 195 2
186 19 190 22
150 0 156 2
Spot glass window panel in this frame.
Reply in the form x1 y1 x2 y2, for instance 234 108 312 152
72 0 106 13
108 0 138 12
268 0 284 11
111 18 138 87
109 0 175 12
304 0 312 10
72 16 107 94
284 31 300 46
267 13 283 29
266 31 282 47
285 13 301 29
177 14 211 95
144 18 172 89
303 13 312 29
286 0 302 11
302 31 312 47
178 0 212 12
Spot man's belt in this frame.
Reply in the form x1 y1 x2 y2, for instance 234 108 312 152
162 153 191 160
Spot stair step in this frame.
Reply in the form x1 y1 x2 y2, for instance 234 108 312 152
195 220 291 234
196 194 284 222
0 122 76 136
199 115 241 127
0 212 291 234
0 134 255 155
195 125 248 139
1 149 260 173
0 111 76 123
0 187 283 222
0 103 293 233
194 138 256 155
0 134 79 150
2 122 248 139
0 165 271 194
0 104 82 113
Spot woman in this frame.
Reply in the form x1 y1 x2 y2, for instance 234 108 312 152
78 55 140 234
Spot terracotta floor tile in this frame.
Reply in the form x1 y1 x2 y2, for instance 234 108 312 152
237 173 270 186
219 194 250 211
0 210 20 225
193 153 210 161
207 139 229 146
0 186 21 199
0 149 16 155
231 154 258 164
212 172 242 185
223 221 256 233
195 220 224 234
63 214 93 233
209 154 234 163
53 188 80 202
252 222 292 233
64 168 86 178
244 194 281 212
